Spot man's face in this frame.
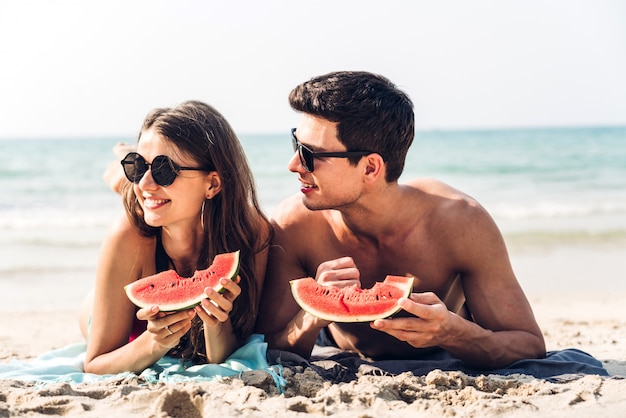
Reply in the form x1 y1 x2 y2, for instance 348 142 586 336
288 115 366 211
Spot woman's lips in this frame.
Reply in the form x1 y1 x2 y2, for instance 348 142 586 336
143 197 171 209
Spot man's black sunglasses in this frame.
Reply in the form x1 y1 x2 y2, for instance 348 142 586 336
121 152 206 187
291 128 371 173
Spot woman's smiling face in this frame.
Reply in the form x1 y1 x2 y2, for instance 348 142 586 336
134 128 210 230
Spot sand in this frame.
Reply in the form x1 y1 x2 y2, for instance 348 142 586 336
1 247 625 417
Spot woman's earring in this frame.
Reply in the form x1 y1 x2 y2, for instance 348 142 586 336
201 199 206 231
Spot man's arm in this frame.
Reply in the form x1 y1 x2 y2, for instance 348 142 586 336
372 199 546 368
255 198 330 358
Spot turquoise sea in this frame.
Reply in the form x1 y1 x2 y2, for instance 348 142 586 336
1 127 625 310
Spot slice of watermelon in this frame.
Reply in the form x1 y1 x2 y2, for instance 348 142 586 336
290 275 414 322
124 250 240 311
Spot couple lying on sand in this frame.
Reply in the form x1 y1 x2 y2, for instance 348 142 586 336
67 71 606 380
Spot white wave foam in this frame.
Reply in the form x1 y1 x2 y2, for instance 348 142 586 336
491 201 626 220
0 209 117 230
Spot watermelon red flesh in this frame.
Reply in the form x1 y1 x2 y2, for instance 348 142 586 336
290 275 414 322
124 250 240 312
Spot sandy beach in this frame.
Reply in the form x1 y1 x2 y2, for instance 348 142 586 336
1 245 625 417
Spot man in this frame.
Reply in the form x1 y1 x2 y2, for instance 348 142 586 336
256 71 546 369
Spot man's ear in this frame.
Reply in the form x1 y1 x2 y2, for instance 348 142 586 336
205 172 222 199
363 153 384 181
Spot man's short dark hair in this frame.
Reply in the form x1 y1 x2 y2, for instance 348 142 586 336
289 71 414 182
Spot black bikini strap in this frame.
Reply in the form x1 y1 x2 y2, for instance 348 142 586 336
155 232 172 273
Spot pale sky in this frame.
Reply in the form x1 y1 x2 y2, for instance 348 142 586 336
1 0 625 138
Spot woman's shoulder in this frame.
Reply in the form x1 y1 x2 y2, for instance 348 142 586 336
97 213 157 281
103 213 155 254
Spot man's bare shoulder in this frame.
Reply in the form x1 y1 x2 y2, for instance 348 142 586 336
271 194 322 228
269 194 333 258
404 178 484 212
406 177 468 197
405 178 505 261
402 178 497 248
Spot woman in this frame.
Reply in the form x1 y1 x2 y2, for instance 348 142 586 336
79 100 271 374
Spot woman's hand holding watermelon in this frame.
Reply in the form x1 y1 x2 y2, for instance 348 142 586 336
194 276 242 326
193 275 242 363
137 306 195 349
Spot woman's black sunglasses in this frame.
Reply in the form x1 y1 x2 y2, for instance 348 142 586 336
120 152 206 187
291 128 371 173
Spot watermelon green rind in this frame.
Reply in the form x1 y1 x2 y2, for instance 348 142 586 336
290 275 414 322
124 250 240 312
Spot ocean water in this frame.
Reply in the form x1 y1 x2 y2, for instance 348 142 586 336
404 127 626 249
1 127 625 310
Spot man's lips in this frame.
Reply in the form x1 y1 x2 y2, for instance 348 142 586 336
298 178 317 193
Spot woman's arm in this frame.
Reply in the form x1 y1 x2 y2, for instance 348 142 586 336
83 214 194 374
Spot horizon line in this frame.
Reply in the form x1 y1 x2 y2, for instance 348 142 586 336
1 123 625 141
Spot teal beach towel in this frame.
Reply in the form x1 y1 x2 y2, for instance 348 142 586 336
0 334 284 389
